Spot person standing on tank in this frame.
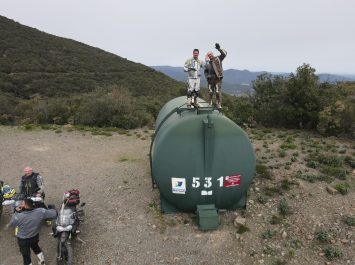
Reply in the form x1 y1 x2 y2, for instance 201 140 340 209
204 43 227 109
184 48 205 109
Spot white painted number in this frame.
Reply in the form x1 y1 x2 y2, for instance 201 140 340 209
217 176 224 187
204 177 212 188
191 176 226 189
192 177 200 188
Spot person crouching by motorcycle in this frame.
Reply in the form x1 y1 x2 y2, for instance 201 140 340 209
8 198 57 265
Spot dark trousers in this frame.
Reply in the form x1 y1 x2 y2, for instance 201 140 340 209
17 234 42 265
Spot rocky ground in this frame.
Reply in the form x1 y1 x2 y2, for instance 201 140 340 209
0 125 354 265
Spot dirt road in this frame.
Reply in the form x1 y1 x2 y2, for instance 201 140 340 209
0 126 354 265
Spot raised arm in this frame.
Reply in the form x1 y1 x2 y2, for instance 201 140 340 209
215 43 227 61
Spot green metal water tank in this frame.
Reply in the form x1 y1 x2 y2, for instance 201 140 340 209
150 96 256 213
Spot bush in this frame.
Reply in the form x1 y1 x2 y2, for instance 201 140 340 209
344 155 355 168
334 183 351 195
315 230 331 243
261 229 277 239
280 143 297 150
320 166 348 180
316 154 343 167
323 246 342 261
256 164 272 179
297 173 334 183
257 195 268 204
306 160 319 168
279 198 290 216
344 216 355 226
279 149 287 158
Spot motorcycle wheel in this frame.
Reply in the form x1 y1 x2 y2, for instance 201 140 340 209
57 241 73 265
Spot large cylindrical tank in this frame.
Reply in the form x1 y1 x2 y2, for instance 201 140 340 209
150 96 256 213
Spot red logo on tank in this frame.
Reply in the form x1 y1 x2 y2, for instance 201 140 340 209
224 175 241 187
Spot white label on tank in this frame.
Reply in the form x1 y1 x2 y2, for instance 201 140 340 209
171 178 186 194
201 190 213 196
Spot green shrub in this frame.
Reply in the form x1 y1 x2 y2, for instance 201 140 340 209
280 179 298 190
315 230 331 243
279 198 290 216
297 173 334 183
306 160 319 168
280 143 297 150
279 149 287 157
270 215 283 225
256 164 272 179
264 186 282 196
257 195 268 204
323 246 342 261
315 154 343 167
335 183 351 195
344 216 355 226
290 156 297 162
344 156 355 168
261 229 277 239
23 124 34 130
321 166 348 180
41 124 53 130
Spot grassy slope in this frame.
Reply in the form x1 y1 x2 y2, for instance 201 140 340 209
0 15 184 98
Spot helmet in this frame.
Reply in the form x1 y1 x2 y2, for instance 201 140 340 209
2 184 16 199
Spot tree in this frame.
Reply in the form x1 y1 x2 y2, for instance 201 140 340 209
283 64 320 128
253 73 287 126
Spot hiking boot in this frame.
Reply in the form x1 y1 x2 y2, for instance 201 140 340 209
37 252 45 265
187 98 192 109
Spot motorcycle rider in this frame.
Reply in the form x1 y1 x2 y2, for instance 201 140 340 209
184 48 205 108
8 198 57 265
204 43 227 109
19 167 45 199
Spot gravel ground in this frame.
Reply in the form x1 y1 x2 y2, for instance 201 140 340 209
0 126 354 265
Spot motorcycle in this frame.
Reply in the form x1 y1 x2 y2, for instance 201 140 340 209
1 182 16 217
0 181 3 217
54 190 85 265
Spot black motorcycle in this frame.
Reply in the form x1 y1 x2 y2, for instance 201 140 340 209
54 195 85 265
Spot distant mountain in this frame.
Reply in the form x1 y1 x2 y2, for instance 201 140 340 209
151 66 355 95
0 15 183 99
317 74 355 83
151 66 256 95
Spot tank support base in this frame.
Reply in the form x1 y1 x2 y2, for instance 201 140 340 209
197 204 219 230
229 193 247 210
160 195 180 213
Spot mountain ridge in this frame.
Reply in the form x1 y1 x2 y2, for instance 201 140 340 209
151 66 355 95
0 15 183 99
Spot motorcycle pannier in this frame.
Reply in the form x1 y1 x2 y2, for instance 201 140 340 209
65 189 80 206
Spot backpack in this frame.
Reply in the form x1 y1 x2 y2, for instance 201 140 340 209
64 189 80 206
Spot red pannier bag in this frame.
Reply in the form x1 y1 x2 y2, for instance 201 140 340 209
65 189 80 206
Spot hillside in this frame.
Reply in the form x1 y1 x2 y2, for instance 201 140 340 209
0 15 183 98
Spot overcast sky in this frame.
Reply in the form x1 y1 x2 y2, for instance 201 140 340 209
1 0 354 74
